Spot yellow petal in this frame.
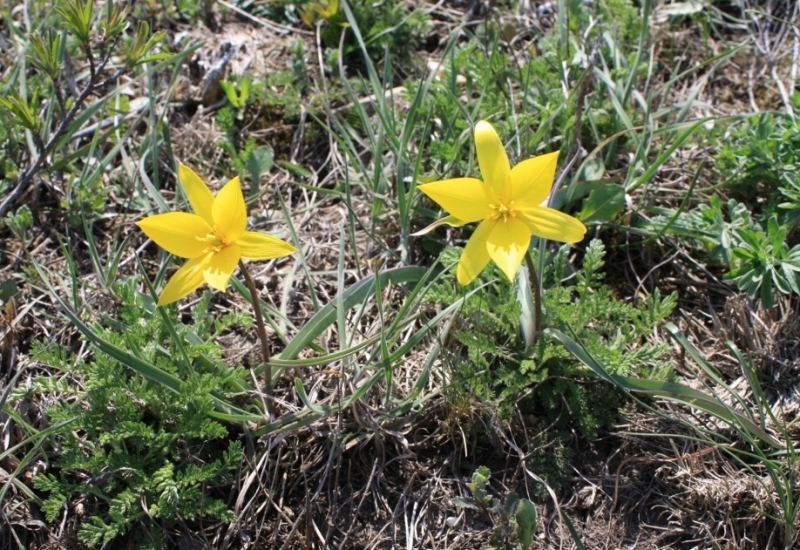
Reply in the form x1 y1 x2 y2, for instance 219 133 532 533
137 212 212 258
456 218 496 285
517 206 587 243
418 178 491 223
237 231 298 260
475 121 511 199
486 217 531 283
203 243 241 291
157 255 209 306
178 164 215 225
410 215 467 237
212 177 247 241
509 151 559 207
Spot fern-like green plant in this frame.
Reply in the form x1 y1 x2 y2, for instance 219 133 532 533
25 279 245 547
427 240 676 486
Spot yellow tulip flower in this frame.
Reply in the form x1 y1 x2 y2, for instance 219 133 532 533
418 120 586 285
137 164 297 306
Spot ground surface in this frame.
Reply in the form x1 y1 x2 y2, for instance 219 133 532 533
2 0 800 549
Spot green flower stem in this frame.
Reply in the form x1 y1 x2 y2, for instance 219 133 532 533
525 251 543 346
238 260 275 417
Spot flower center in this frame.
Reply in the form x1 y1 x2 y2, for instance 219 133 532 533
489 201 516 222
198 225 229 253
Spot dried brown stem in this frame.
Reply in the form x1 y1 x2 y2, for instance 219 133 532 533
238 260 274 417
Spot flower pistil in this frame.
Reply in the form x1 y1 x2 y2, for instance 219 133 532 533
489 201 516 221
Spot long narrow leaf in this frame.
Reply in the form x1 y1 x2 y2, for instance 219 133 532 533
280 266 427 360
546 328 782 448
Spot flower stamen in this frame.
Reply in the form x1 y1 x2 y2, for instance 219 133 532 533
195 229 228 254
489 201 516 222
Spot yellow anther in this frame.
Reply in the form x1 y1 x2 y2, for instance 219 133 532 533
489 201 514 221
194 230 228 254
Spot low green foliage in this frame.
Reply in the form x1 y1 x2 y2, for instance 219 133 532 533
220 77 251 111
717 113 800 213
315 0 429 73
465 465 494 509
24 280 246 547
2 205 34 243
456 466 538 550
643 112 800 307
427 240 675 481
0 0 176 222
214 69 358 175
2 0 795 546
237 0 428 74
131 0 216 27
725 217 800 308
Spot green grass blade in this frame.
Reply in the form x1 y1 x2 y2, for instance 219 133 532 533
546 327 782 448
280 266 428 360
627 118 709 192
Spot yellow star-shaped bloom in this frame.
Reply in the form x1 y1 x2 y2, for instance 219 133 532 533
137 164 297 306
417 120 587 285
